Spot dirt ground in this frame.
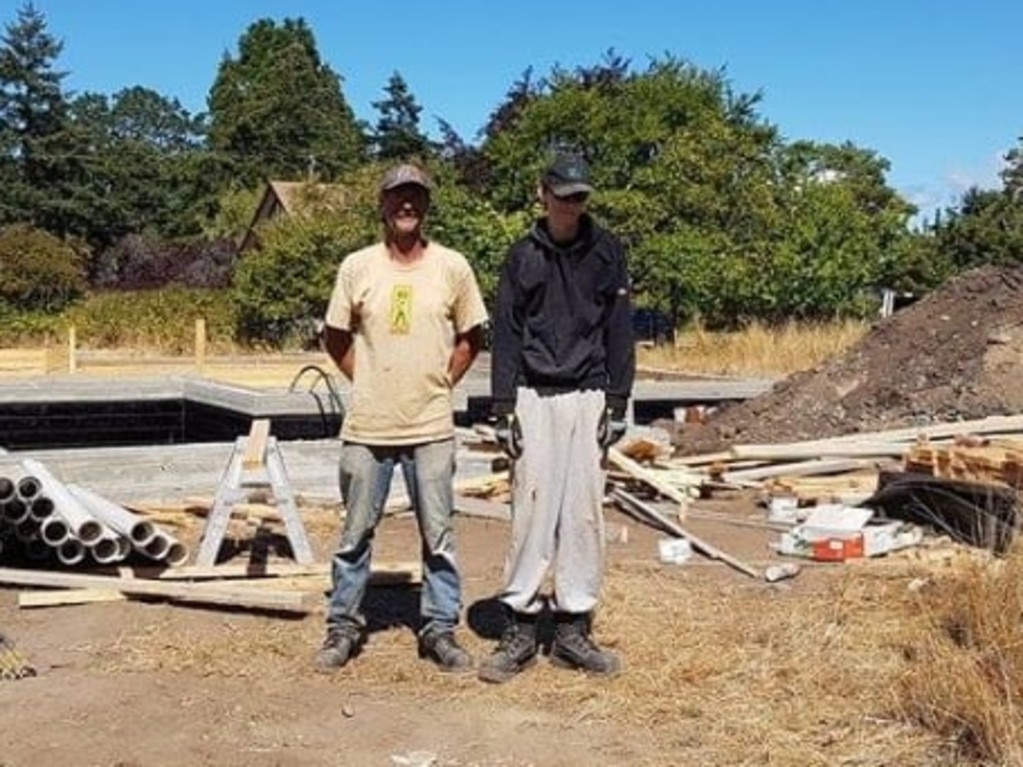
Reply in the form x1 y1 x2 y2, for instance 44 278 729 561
10 265 1023 765
0 490 958 767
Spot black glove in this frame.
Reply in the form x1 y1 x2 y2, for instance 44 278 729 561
597 408 628 449
494 413 523 459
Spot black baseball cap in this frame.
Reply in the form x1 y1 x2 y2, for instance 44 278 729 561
542 153 594 197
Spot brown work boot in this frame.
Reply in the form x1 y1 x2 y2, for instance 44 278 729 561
550 613 620 677
478 612 538 684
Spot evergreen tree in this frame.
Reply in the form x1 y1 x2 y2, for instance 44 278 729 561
207 17 365 186
371 71 430 161
0 2 71 230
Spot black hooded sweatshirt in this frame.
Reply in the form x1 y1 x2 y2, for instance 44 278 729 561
490 214 635 417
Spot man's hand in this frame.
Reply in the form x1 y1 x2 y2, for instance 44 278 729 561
597 408 628 449
494 413 523 459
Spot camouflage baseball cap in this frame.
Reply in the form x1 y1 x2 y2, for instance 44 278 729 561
380 163 432 193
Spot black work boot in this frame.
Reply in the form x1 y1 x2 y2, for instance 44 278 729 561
478 612 538 684
550 613 620 677
418 629 473 673
314 622 362 673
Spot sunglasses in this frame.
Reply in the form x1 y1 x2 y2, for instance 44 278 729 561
552 191 590 204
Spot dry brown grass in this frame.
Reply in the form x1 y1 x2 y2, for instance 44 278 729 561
896 544 1023 765
99 560 957 766
638 319 869 378
3 320 871 386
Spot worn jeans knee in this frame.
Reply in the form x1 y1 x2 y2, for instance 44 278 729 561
408 439 461 633
326 442 395 629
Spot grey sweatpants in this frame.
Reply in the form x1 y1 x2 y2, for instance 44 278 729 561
499 387 607 615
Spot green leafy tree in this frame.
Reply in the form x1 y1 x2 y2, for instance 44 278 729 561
207 18 365 187
203 185 263 241
371 71 430 161
931 186 1023 272
1002 134 1023 199
757 141 918 320
66 87 212 249
479 54 922 326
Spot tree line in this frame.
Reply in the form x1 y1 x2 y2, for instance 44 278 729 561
1 3 1021 343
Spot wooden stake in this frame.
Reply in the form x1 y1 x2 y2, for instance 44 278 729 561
195 317 207 372
67 324 77 374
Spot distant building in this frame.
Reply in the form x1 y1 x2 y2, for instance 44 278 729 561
238 180 347 254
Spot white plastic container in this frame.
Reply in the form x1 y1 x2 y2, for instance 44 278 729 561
768 495 801 524
657 537 692 565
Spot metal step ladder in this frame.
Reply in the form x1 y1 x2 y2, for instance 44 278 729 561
195 420 314 567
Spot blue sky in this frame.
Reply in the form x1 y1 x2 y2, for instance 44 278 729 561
15 0 1023 219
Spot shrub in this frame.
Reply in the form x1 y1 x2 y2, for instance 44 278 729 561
230 168 380 345
93 234 237 290
64 288 237 352
0 224 87 312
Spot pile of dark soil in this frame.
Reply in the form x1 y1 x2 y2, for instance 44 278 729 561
678 264 1023 453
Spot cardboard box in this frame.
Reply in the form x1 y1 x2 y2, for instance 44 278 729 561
811 535 865 562
861 521 924 557
798 504 873 541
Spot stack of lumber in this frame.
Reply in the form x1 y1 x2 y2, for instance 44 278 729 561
616 413 1023 506
763 472 881 506
904 437 1023 487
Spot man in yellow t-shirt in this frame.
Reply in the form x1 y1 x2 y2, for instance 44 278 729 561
315 163 488 673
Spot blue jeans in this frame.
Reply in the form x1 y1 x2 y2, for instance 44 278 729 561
325 439 461 636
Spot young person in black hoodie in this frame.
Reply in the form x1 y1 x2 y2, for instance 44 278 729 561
479 153 635 683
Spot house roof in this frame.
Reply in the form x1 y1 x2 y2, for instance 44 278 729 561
238 180 347 254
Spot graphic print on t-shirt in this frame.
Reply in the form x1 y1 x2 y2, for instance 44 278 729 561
390 284 413 334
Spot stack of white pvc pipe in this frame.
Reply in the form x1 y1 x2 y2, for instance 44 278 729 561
0 461 189 567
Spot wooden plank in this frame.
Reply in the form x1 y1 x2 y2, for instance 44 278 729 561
18 589 127 608
670 450 746 467
729 414 1023 457
0 567 313 613
724 458 876 483
454 494 510 521
242 419 271 469
97 559 420 584
608 447 700 512
730 441 909 461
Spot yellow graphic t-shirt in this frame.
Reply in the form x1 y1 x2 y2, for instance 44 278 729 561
324 243 488 445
